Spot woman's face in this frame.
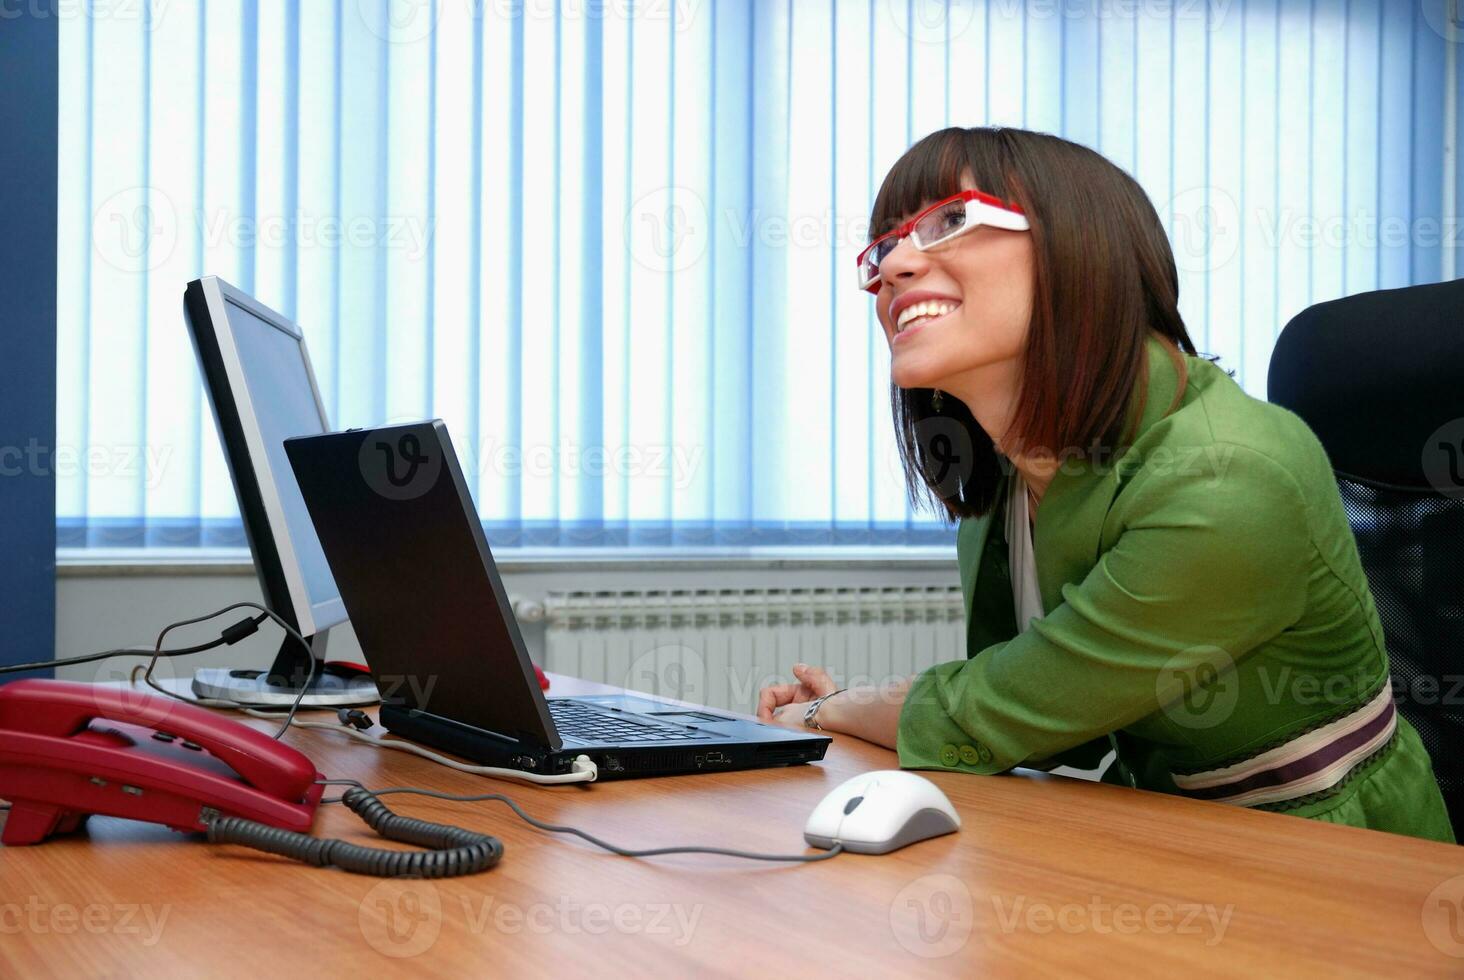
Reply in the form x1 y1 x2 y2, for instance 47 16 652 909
872 177 1035 392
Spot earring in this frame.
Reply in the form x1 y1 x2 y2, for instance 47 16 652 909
931 388 944 412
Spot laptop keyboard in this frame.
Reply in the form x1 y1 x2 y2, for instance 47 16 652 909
548 700 702 743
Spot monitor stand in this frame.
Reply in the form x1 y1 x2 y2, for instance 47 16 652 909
191 630 380 708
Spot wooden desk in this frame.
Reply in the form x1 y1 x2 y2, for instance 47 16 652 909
3 675 1463 977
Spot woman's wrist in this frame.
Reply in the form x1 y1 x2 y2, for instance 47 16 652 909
802 688 847 731
816 678 911 748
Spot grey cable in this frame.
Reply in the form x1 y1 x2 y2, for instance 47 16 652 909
320 782 844 864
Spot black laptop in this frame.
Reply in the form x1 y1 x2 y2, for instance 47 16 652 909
283 420 830 779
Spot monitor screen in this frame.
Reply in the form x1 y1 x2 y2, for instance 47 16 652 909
223 296 343 622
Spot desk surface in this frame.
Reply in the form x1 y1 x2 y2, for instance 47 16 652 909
3 675 1464 977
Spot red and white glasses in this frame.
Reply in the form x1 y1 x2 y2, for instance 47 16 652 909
855 189 1030 293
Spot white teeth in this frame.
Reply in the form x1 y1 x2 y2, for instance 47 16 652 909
896 299 958 332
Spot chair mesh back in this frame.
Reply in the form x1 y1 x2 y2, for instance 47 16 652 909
1337 476 1464 831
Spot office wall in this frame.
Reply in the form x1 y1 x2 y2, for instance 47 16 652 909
0 13 59 674
53 559 959 684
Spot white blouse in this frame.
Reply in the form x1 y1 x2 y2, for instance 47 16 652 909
1006 472 1045 633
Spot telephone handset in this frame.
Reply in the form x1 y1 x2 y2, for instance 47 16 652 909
0 679 500 876
0 679 323 846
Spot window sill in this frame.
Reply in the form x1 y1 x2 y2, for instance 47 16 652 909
56 545 958 577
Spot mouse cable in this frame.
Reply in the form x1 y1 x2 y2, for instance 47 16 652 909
318 781 846 864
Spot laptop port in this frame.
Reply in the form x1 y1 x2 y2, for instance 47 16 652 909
695 751 729 768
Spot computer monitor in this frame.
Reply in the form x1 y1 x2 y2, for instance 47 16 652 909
182 276 377 706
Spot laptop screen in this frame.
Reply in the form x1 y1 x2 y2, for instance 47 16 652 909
284 421 559 748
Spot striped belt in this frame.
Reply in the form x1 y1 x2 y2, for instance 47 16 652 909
1171 685 1397 807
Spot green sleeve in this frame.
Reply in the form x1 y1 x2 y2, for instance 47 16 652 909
897 445 1311 774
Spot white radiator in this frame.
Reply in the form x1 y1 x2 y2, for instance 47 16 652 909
539 586 967 714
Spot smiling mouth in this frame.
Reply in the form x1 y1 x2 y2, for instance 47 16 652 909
895 299 960 335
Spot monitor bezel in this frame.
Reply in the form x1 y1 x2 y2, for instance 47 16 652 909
183 275 347 638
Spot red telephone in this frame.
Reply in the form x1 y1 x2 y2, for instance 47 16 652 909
0 679 323 846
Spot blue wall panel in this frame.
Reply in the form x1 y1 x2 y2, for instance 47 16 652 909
0 11 59 675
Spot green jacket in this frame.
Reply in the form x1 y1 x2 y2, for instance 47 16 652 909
897 335 1454 842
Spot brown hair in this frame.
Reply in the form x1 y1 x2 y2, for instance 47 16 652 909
873 127 1198 520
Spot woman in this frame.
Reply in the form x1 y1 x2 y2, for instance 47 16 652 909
757 126 1453 842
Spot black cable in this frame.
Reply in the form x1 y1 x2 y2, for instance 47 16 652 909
141 601 317 739
0 612 269 676
321 782 844 864
203 787 502 878
0 621 256 676
0 602 313 741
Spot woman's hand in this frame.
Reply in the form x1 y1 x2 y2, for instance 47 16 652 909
757 663 839 729
757 667 913 750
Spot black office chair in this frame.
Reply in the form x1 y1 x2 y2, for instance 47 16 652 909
1269 278 1464 838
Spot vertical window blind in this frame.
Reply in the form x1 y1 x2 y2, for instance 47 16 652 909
56 0 1460 548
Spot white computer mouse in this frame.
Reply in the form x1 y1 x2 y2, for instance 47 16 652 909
803 770 961 854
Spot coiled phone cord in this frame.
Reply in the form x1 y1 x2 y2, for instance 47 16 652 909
202 786 502 878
